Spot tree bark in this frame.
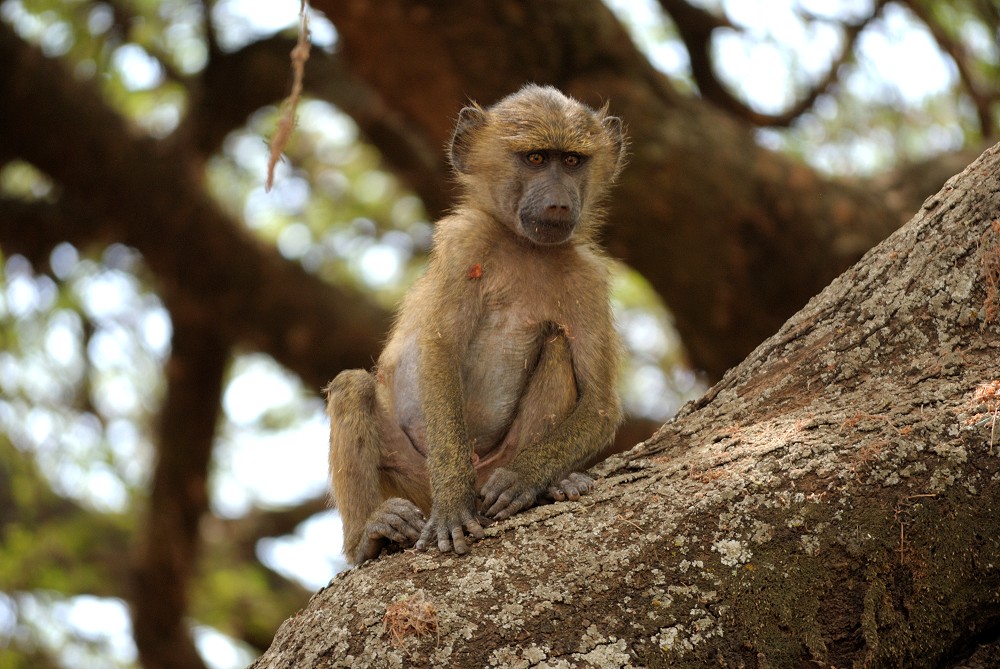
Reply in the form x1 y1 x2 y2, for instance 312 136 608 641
250 143 1000 668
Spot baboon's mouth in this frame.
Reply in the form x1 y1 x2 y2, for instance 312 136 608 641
520 216 575 246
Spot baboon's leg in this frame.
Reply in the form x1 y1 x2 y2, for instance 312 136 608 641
481 331 598 502
327 370 429 564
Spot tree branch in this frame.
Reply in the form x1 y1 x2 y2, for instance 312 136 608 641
211 496 330 563
130 315 228 669
313 0 925 379
659 0 885 127
252 141 1000 669
0 22 390 391
182 36 449 215
644 0 885 128
0 197 116 267
898 0 996 137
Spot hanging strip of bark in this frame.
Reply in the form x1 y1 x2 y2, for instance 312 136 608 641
265 0 311 192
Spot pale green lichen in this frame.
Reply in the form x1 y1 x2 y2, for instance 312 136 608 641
712 538 751 567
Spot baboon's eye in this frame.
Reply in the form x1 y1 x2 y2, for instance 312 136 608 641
563 153 583 168
525 151 546 166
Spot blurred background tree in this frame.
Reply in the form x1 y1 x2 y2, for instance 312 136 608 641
0 1 996 667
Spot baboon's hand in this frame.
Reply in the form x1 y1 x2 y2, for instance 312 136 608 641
481 467 544 520
415 501 485 555
545 472 597 502
360 497 426 562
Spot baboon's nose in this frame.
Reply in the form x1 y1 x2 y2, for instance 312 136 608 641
544 203 572 222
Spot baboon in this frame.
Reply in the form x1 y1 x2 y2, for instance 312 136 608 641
327 84 627 564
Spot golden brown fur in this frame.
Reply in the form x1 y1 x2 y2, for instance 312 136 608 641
327 85 626 563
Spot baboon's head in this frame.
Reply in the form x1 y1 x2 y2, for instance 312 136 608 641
450 85 627 246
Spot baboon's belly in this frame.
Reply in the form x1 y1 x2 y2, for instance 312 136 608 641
389 313 550 458
461 322 542 455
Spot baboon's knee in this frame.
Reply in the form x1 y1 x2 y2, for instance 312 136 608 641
326 369 376 418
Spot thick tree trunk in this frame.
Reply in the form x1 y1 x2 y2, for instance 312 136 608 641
313 0 972 379
250 144 1000 668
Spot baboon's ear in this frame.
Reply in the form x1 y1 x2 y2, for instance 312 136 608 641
450 106 487 174
602 115 627 172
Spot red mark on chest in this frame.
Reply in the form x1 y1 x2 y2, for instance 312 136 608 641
466 263 483 280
